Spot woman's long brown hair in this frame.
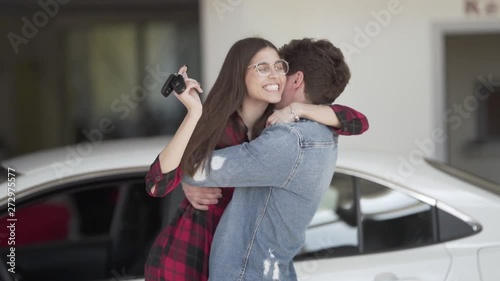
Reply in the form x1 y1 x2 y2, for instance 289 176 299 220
180 37 278 176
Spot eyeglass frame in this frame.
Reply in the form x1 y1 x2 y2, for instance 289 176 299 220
247 59 289 76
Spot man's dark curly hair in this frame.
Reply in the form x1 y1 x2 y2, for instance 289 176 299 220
279 38 351 104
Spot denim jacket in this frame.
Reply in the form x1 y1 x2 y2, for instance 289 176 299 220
183 120 338 281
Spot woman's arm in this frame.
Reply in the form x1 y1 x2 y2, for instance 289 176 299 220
158 111 201 173
146 66 204 196
291 103 341 127
267 102 369 135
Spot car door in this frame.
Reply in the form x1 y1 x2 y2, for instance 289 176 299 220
295 172 452 281
0 172 163 281
297 245 451 281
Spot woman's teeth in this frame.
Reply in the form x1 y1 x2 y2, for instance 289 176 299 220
264 84 279 91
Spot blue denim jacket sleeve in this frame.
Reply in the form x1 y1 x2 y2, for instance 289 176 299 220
182 124 300 188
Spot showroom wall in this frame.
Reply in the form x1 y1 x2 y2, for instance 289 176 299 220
200 0 500 183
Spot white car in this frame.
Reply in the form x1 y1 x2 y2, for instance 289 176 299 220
0 137 499 281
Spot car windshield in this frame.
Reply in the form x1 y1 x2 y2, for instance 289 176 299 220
426 159 500 197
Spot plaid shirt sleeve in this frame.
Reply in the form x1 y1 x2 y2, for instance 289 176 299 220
329 104 369 136
145 155 183 197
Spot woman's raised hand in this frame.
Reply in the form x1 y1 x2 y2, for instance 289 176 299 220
174 65 204 115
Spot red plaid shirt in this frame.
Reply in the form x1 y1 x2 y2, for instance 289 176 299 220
144 105 369 281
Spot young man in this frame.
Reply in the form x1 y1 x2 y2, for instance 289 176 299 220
181 38 358 280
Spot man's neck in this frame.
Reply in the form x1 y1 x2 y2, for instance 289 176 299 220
277 89 311 109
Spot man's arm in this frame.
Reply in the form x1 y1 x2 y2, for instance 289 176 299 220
182 124 300 188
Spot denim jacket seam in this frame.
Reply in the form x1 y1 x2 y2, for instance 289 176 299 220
301 141 337 148
237 187 273 281
279 126 302 189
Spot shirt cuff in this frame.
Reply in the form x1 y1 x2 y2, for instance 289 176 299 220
145 155 179 197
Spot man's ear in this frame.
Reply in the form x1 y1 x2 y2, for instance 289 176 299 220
293 71 304 89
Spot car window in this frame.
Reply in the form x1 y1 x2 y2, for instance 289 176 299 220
296 173 359 261
0 176 163 281
358 178 434 253
0 185 119 247
298 171 482 262
437 207 479 242
298 173 439 261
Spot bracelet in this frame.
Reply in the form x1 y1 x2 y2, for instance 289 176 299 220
290 105 300 122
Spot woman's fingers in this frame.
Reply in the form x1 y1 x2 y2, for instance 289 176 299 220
194 84 203 94
186 79 203 92
176 65 189 86
266 109 296 126
267 113 279 126
186 83 203 95
177 65 188 75
175 81 202 96
172 75 203 113
266 117 274 127
185 78 199 85
185 78 202 93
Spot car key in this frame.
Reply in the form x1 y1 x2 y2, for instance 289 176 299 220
160 72 187 98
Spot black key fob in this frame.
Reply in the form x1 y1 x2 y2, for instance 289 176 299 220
160 74 187 98
171 74 187 94
161 74 176 98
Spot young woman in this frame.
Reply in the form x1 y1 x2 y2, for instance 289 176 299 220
144 37 368 281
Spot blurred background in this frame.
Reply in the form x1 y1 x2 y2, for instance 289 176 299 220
0 0 201 160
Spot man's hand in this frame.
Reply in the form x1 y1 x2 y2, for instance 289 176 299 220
182 182 223 210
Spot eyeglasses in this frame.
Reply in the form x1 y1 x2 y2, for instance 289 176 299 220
247 60 289 76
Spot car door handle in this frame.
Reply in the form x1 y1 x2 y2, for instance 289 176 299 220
374 272 421 281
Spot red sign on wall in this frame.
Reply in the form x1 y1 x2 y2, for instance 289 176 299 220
465 0 499 16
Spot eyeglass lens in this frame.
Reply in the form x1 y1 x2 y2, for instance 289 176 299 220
256 61 288 76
